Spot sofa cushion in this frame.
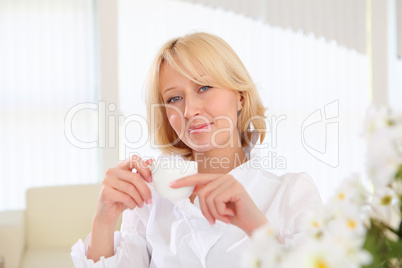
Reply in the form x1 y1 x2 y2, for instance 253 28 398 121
26 184 101 248
0 210 24 268
21 248 73 268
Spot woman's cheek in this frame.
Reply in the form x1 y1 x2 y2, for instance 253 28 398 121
167 112 185 137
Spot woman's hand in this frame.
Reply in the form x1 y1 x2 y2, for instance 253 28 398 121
94 155 153 226
87 155 153 261
170 174 268 236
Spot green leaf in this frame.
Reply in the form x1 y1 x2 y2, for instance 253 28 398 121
386 239 402 260
363 219 402 267
398 196 402 238
395 164 402 181
363 222 389 268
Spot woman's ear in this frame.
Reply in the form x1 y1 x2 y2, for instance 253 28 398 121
237 92 244 111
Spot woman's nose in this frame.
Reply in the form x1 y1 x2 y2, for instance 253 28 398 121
183 95 201 119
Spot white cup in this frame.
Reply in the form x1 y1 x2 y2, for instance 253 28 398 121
148 159 198 202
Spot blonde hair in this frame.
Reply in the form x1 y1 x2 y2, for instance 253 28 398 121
146 32 267 159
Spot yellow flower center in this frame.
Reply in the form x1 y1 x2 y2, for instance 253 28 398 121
312 221 319 228
338 193 345 200
380 195 392 205
315 258 329 268
254 258 261 268
266 228 274 235
348 219 356 229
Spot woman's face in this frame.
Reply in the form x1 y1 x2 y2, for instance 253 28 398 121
159 62 242 153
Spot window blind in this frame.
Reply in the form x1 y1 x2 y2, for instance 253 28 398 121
0 0 98 210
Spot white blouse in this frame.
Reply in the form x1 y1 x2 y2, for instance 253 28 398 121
71 144 322 267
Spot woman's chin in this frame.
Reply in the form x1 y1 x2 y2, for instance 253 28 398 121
189 145 214 153
182 134 235 153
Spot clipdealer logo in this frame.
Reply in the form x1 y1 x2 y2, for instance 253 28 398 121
64 100 339 168
64 101 289 166
301 100 339 167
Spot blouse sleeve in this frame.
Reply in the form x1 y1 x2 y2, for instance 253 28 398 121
266 172 322 244
71 208 150 268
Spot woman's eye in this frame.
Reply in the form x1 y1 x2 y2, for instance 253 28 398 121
199 86 211 92
167 96 181 104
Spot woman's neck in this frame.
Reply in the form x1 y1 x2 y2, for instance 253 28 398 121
192 146 248 174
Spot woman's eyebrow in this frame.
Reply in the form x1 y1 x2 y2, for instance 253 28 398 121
161 87 176 95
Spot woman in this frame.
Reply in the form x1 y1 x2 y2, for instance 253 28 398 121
71 32 322 267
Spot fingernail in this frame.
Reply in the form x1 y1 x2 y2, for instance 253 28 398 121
168 180 176 187
148 176 152 183
146 198 152 205
146 159 155 167
208 219 215 226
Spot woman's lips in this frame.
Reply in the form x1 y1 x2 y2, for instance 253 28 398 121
188 123 213 134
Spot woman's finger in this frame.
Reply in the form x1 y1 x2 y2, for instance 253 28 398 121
197 189 216 225
102 185 138 210
144 158 155 166
112 169 152 203
105 168 152 204
116 155 153 183
215 187 238 218
195 176 223 225
216 200 235 217
104 176 146 208
196 175 231 224
206 178 236 224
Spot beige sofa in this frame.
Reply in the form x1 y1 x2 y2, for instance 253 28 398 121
0 184 121 268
